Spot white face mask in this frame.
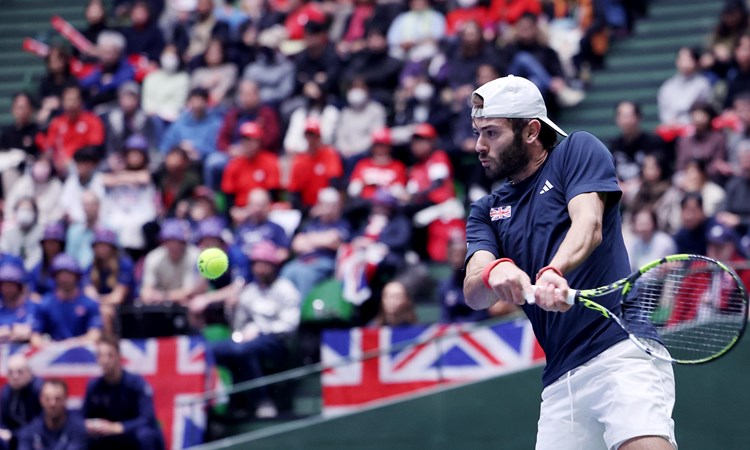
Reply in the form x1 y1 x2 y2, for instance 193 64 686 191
160 53 179 72
456 0 477 7
414 82 434 101
16 209 35 227
347 88 368 107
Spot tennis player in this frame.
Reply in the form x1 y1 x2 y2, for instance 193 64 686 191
463 75 677 450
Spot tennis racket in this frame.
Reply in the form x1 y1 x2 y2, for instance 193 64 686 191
526 254 749 364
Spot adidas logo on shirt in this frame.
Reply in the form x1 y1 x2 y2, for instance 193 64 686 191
539 180 554 194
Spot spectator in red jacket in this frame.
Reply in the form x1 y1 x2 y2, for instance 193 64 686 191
287 118 343 211
347 128 407 201
221 122 281 207
40 84 105 172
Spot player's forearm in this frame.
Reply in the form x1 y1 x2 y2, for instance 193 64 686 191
463 251 502 310
549 214 603 275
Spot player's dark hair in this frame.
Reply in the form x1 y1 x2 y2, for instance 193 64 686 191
510 118 557 151
42 379 69 396
680 192 704 209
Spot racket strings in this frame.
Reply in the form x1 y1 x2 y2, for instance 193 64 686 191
622 259 748 362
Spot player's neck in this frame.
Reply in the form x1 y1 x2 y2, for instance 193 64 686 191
510 146 548 185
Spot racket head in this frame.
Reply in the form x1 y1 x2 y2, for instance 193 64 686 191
616 254 748 364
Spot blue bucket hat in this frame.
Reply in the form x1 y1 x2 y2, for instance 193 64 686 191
92 228 119 247
41 222 66 243
159 219 190 242
195 218 226 243
0 263 26 284
124 134 149 152
51 254 82 276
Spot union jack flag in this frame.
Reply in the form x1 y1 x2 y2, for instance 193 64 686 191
489 205 512 221
321 319 545 415
0 336 213 449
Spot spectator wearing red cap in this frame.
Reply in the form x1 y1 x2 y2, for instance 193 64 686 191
287 118 343 210
283 80 340 154
334 79 387 163
347 128 407 201
406 123 464 261
210 240 300 418
221 122 281 207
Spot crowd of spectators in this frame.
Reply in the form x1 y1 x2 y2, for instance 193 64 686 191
616 0 750 288
0 0 697 421
0 339 164 450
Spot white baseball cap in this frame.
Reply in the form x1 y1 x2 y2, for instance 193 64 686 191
471 75 567 137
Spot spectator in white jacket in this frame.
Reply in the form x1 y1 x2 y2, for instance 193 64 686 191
210 240 300 419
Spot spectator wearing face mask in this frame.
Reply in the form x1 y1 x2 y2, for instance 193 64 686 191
141 45 190 123
393 76 453 134
4 158 64 227
0 198 43 271
343 26 403 110
334 79 386 163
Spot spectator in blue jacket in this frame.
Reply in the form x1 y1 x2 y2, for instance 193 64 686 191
83 337 164 450
0 264 36 343
80 31 135 109
31 254 102 347
159 87 223 182
16 379 87 450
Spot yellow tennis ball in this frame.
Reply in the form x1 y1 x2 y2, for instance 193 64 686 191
197 247 229 279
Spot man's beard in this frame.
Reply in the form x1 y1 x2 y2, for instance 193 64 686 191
484 131 530 181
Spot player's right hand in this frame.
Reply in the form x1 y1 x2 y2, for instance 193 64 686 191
486 261 533 306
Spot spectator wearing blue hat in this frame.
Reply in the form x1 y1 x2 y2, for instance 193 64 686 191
140 219 202 306
0 264 36 343
28 222 67 302
83 228 136 337
188 218 244 329
31 254 103 347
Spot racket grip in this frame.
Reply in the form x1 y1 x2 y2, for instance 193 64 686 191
525 285 577 305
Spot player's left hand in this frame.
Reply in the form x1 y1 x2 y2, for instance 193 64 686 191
534 269 572 313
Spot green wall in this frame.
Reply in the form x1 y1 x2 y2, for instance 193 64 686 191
196 338 750 450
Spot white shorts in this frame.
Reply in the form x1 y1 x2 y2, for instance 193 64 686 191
536 339 677 450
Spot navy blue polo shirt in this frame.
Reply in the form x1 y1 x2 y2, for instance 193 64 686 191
83 370 159 435
33 293 102 341
466 131 631 387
